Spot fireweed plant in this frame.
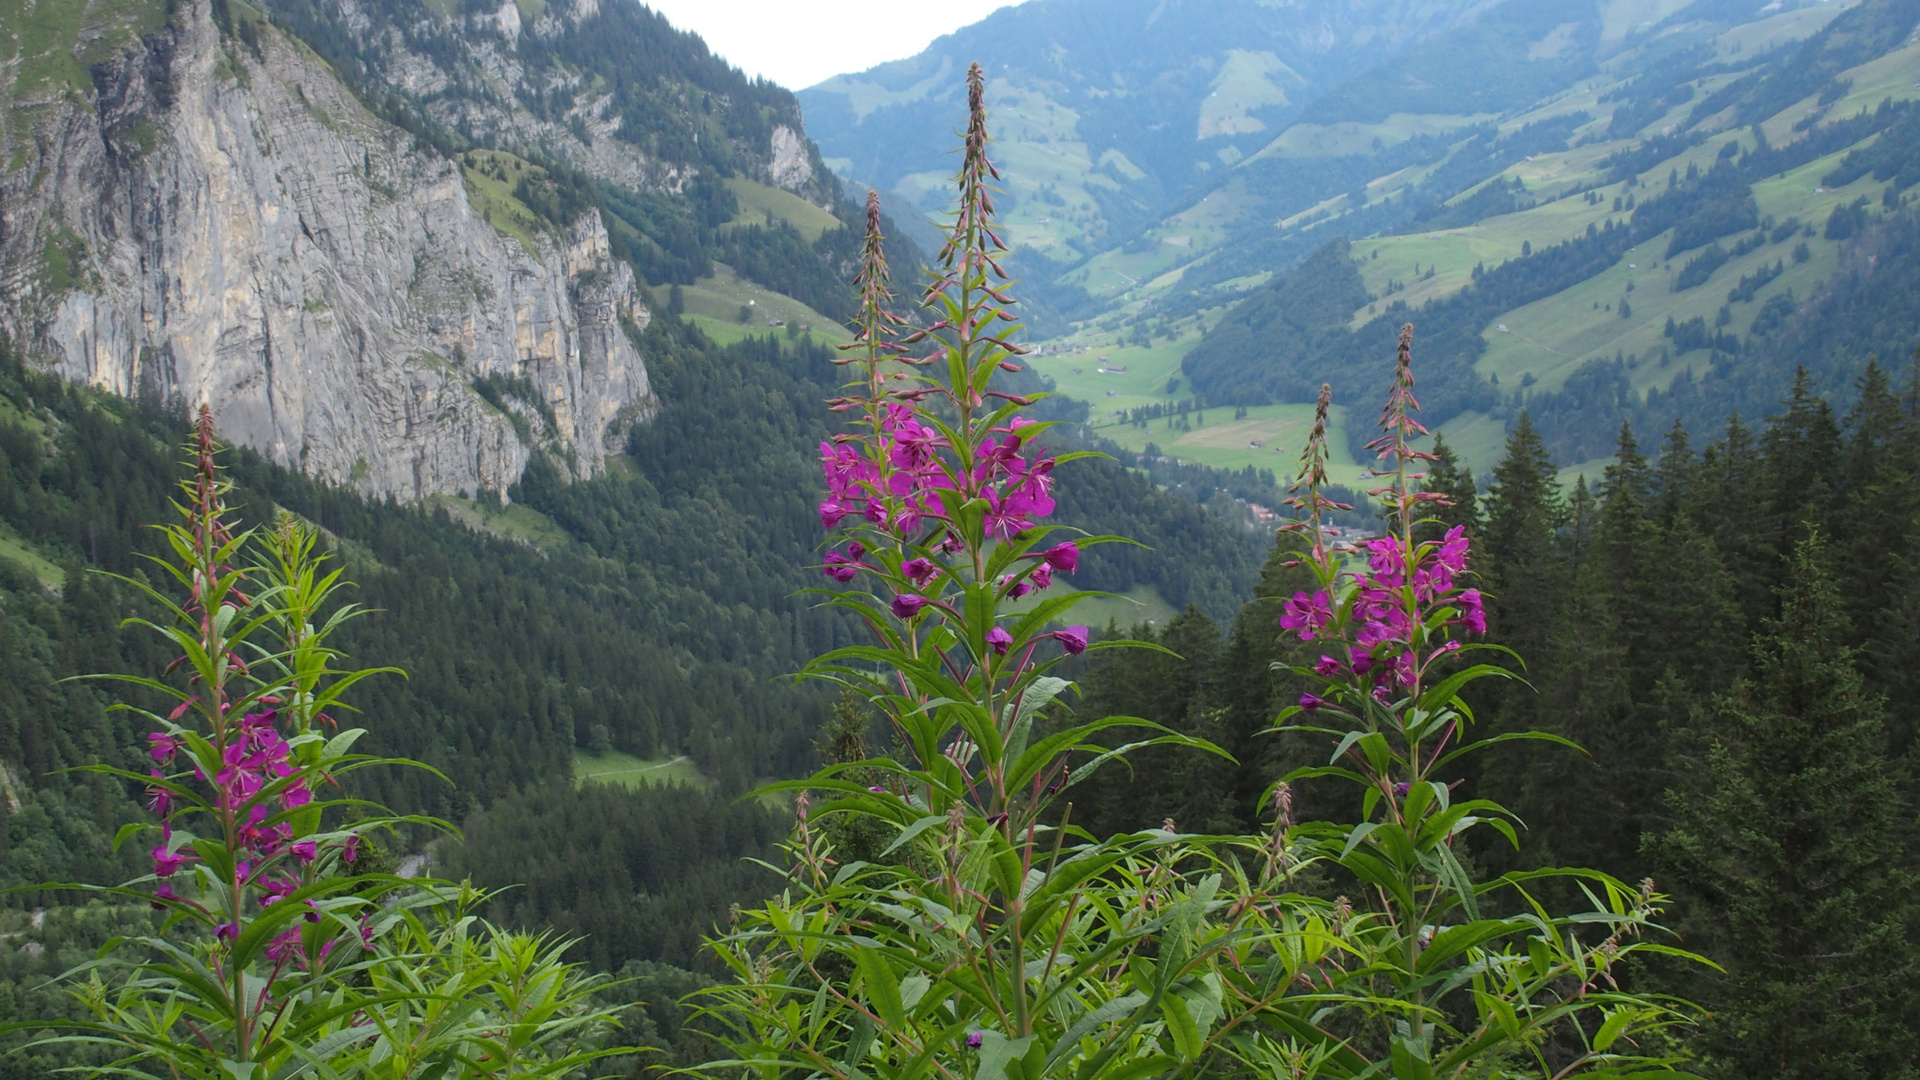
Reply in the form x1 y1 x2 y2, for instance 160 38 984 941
1271 331 1708 1077
694 72 1707 1080
692 65 1376 1080
9 408 627 1080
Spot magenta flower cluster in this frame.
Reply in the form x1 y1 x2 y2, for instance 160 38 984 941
147 709 319 878
818 403 1088 655
147 706 362 962
1280 525 1485 694
819 408 1058 541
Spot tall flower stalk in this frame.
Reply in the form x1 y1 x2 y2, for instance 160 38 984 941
1274 329 1705 1077
12 408 627 1079
696 65 1374 1080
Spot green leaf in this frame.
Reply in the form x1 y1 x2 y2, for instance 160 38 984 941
1390 1035 1434 1080
1160 993 1203 1060
1002 676 1070 766
853 945 905 1027
880 814 951 858
975 1032 1034 1080
1593 1008 1640 1052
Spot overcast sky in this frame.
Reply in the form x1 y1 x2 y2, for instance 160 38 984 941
642 0 1034 90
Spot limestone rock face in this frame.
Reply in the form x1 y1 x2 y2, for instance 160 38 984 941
0 0 653 500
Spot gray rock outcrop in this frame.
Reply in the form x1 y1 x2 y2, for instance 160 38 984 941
0 0 653 500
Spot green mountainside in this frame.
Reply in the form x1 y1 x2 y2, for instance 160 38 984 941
810 0 1920 478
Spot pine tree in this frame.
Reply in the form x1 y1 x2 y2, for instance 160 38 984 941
1480 413 1567 664
1650 419 1698 528
1563 474 1595 567
1070 607 1230 837
1473 414 1574 859
1758 367 1842 589
1416 432 1481 541
1212 539 1320 824
1835 358 1920 741
1700 414 1771 631
1653 533 1916 1080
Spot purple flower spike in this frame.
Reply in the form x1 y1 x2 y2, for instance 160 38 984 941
1054 626 1089 655
1392 781 1412 797
892 594 931 620
986 627 1013 655
1042 542 1079 572
966 1032 985 1049
1314 654 1341 677
902 558 938 586
291 840 318 864
1299 694 1324 712
215 922 240 942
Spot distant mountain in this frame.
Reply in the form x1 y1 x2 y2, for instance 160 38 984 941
799 0 1495 265
803 0 1920 478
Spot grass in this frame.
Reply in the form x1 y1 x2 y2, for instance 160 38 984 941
1025 323 1366 478
1710 4 1846 62
1094 404 1367 480
1427 411 1512 476
572 750 705 790
677 262 851 346
429 495 573 551
1197 48 1298 138
1821 39 1920 120
1250 113 1496 161
0 527 64 590
0 0 168 102
1025 331 1198 414
458 149 546 257
724 178 841 243
1473 158 1868 401
1005 583 1179 633
884 80 1147 263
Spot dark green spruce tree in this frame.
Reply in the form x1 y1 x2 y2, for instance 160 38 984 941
1653 532 1917 1080
1835 356 1920 750
1471 413 1576 864
1700 414 1771 631
1416 432 1482 540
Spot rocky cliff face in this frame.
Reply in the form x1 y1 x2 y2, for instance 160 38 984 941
0 0 654 500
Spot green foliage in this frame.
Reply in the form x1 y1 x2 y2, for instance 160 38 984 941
1652 534 1917 1080
438 782 786 973
1180 238 1369 405
1 417 627 1078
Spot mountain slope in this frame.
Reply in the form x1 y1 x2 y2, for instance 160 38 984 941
811 0 1920 475
799 0 1497 269
1172 0 1920 466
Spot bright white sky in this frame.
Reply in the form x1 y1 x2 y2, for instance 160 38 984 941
642 0 1035 90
